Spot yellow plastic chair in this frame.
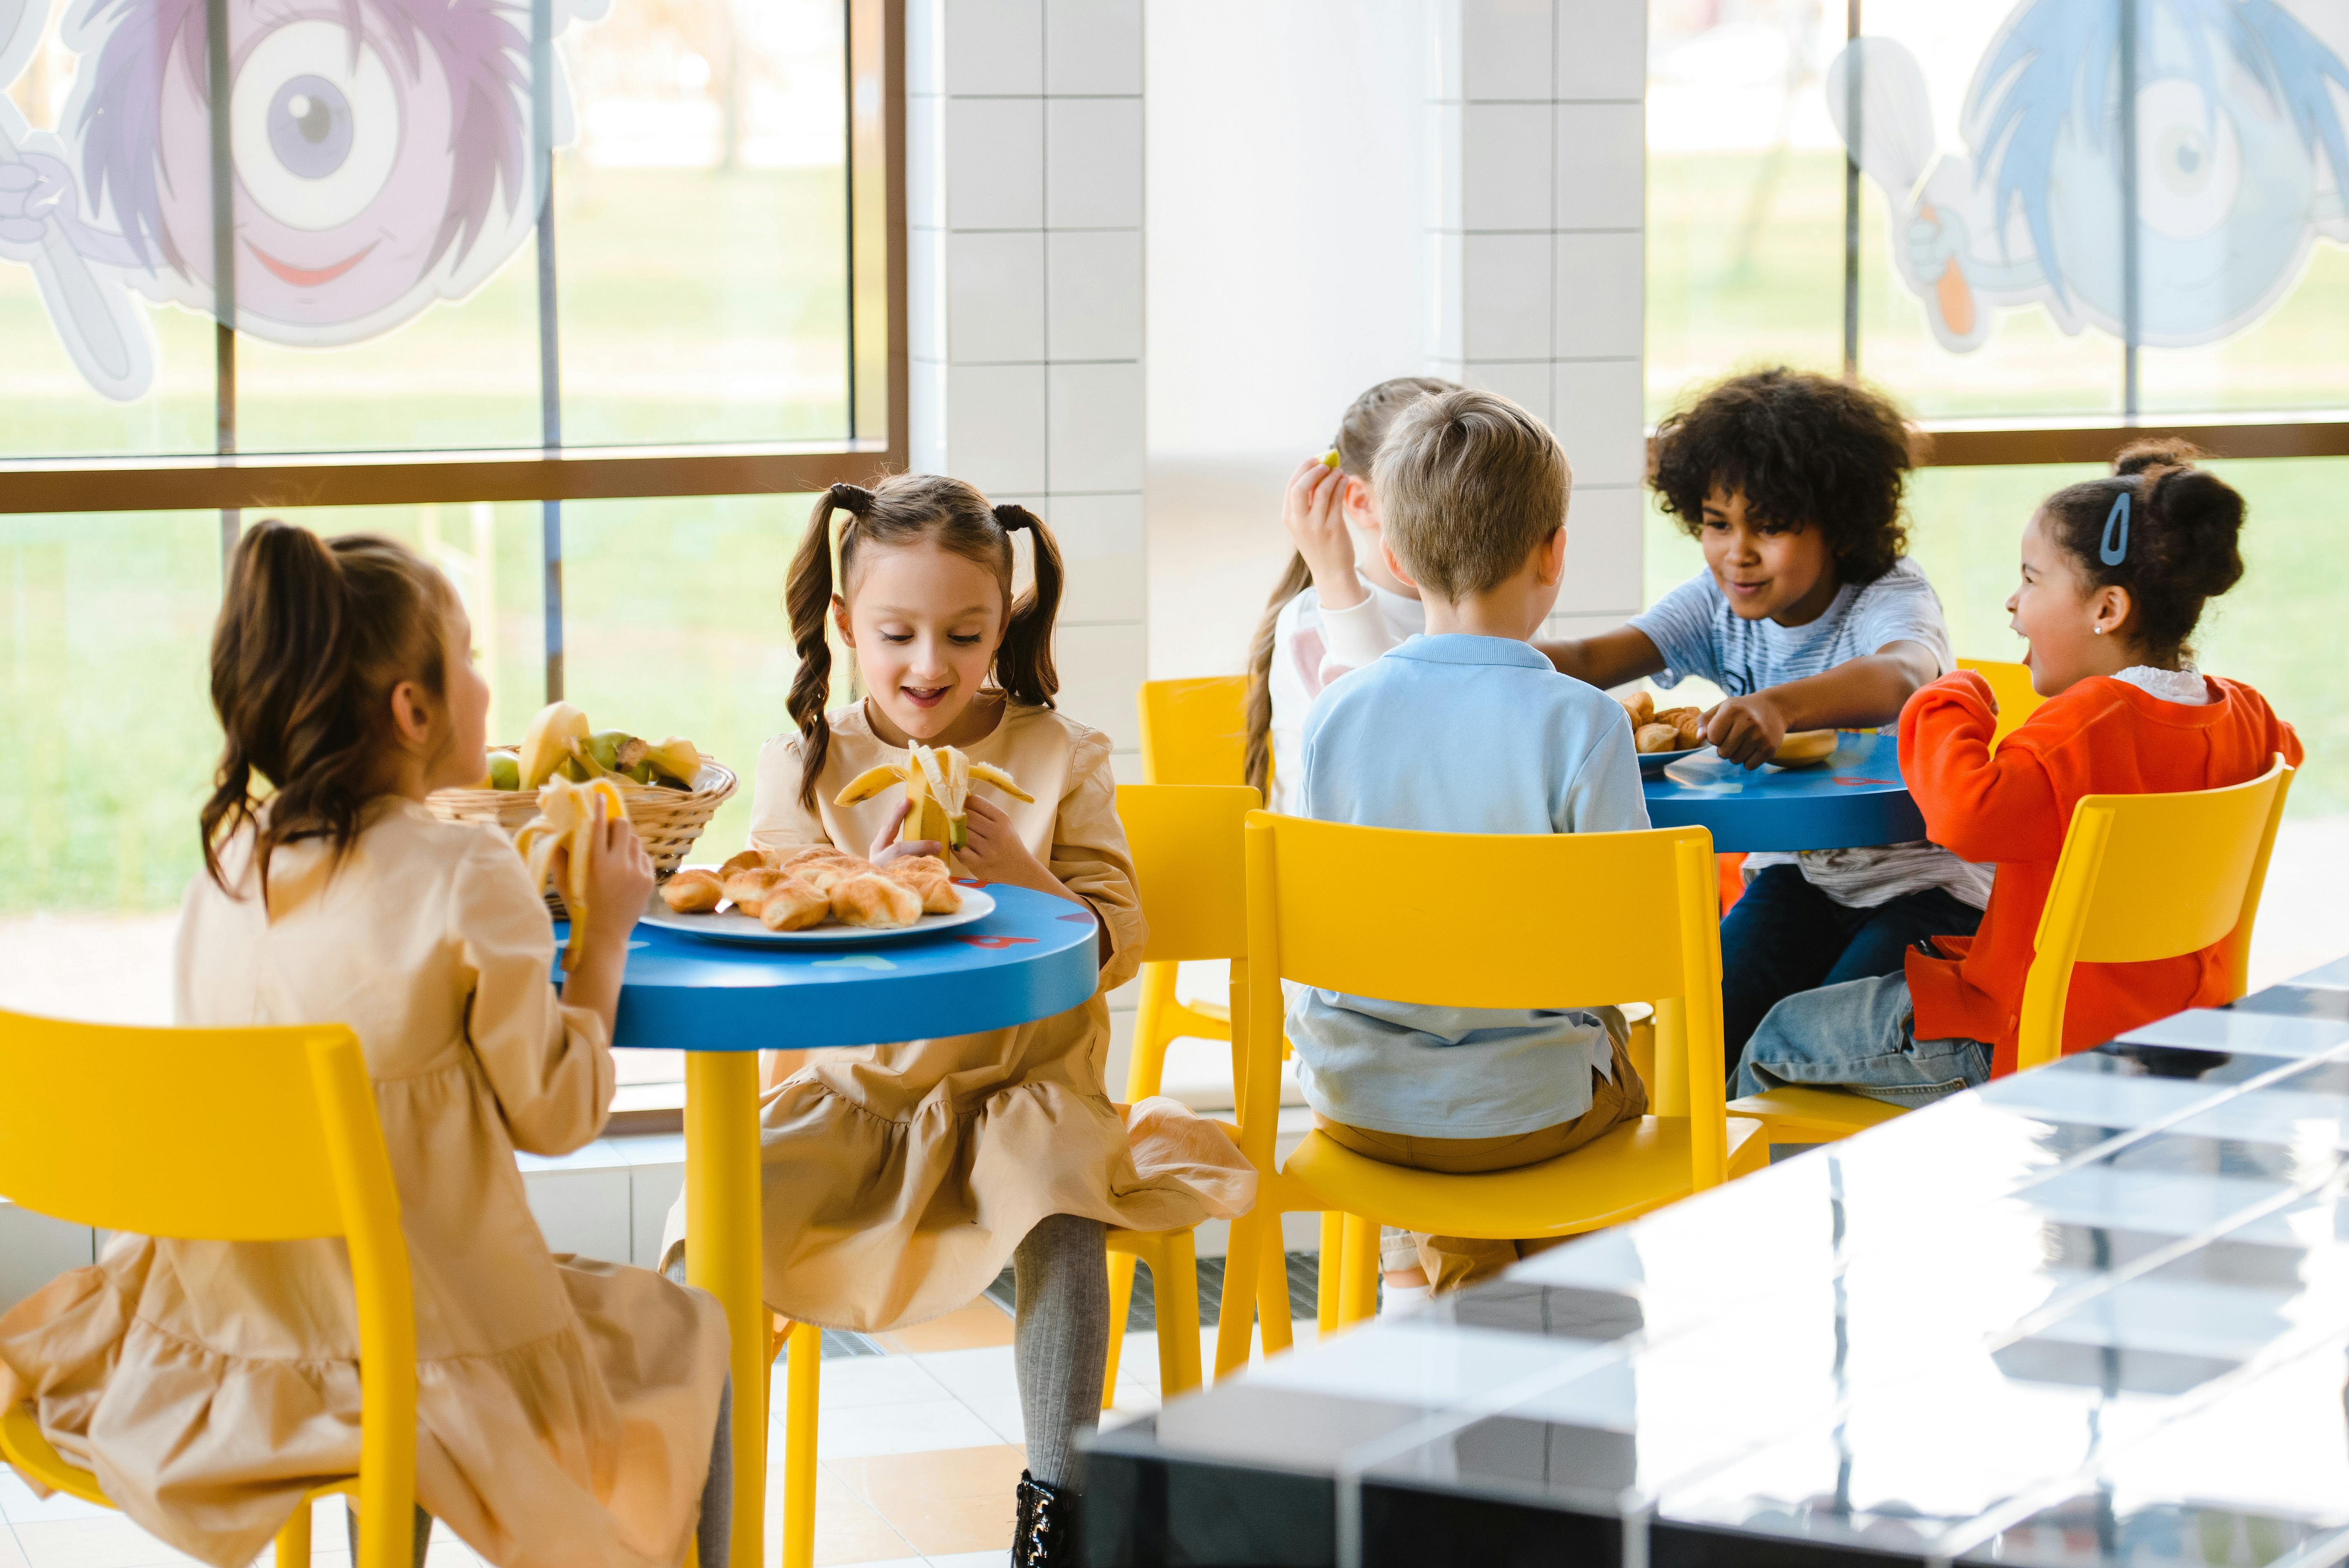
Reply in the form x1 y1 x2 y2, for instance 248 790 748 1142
1132 677 1253 1079
0 1012 414 1568
1213 814 1767 1368
1730 754 2295 1143
1956 657 2047 748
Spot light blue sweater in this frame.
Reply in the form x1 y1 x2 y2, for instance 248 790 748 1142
1287 634 1650 1137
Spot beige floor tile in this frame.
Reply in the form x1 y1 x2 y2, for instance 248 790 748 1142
872 1299 1015 1354
0 1527 28 1568
765 1464 918 1568
825 1444 1026 1557
12 1515 197 1568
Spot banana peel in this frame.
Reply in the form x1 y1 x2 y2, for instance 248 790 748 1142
643 737 703 789
512 775 631 970
520 702 591 790
834 742 1033 852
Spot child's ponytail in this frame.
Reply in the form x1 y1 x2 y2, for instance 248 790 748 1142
202 520 456 903
991 502 1063 708
786 483 865 809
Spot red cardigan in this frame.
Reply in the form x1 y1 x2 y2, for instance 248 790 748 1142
1898 671 2302 1077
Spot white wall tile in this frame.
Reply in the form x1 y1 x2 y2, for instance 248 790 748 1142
1055 624 1147 749
1464 359 1554 426
944 363 1049 491
947 229 1047 361
1539 610 1641 646
1460 0 1554 102
1424 0 1464 101
944 97 1044 229
906 0 944 97
909 357 948 476
1554 102 1644 228
1046 228 1144 360
1422 102 1464 231
907 93 945 229
0 1204 90 1314
1045 0 1142 95
1552 359 1646 488
1047 492 1145 623
1552 230 1644 358
627 1159 684 1268
1556 0 1647 101
1460 103 1553 230
1045 97 1144 228
1558 485 1645 614
908 225 947 361
1427 231 1465 362
1461 232 1550 361
521 1167 633 1262
1047 361 1145 492
943 0 1043 96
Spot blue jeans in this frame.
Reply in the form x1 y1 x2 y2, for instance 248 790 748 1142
1732 971 1992 1105
1719 865 1983 1081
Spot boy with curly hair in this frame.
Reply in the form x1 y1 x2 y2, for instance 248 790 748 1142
1540 367 1985 1080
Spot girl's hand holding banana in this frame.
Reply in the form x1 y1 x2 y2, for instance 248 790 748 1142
956 794 1056 893
868 798 942 868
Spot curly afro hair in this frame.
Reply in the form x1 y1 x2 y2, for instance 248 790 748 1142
1650 368 1915 585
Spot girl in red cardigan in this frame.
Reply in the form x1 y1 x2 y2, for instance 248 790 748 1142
1733 441 2302 1102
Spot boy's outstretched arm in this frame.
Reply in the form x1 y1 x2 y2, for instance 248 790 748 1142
1705 638 1940 767
1535 625 1667 690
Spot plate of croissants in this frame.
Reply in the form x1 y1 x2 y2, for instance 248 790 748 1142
640 845 995 945
1618 691 1712 776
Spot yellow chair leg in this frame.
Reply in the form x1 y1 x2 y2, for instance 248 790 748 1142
1211 1213 1266 1378
781 1320 822 1568
1128 963 1180 1100
1255 1219 1292 1356
1153 1230 1203 1397
273 1498 311 1567
1338 1214 1380 1327
1101 1251 1138 1408
1317 1211 1343 1338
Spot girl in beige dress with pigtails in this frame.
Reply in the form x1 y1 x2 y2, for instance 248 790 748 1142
661 476 1253 1566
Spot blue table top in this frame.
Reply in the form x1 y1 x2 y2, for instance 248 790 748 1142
589 882 1100 1052
1087 961 2349 1568
1641 729 1926 853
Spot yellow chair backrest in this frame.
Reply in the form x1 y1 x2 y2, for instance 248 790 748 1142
1956 658 2046 747
1117 784 1258 963
0 1011 417 1568
2016 756 2293 1069
1139 676 1250 786
1240 812 1726 1184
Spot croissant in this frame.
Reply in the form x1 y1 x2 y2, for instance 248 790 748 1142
830 872 923 929
1674 713 1704 747
758 878 832 931
883 855 963 915
659 868 725 913
719 849 767 878
800 857 877 895
1618 690 1655 727
1634 722 1682 755
778 845 856 875
722 867 787 916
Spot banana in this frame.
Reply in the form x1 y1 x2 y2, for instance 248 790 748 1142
511 775 631 970
519 702 591 790
830 744 1031 852
644 737 703 788
584 730 649 775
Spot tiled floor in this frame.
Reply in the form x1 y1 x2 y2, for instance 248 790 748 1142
0 1290 1294 1568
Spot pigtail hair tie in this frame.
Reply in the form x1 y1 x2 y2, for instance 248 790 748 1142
829 482 874 513
993 502 1031 531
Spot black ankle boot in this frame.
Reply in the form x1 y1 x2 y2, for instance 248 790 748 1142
1013 1469 1078 1566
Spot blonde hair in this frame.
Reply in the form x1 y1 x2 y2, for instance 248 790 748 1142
1372 389 1570 600
1241 375 1459 795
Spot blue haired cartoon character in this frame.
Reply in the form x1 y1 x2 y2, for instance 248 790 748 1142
0 0 605 400
1831 0 2349 352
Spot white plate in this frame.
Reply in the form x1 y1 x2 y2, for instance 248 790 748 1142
1638 744 1712 778
641 885 996 946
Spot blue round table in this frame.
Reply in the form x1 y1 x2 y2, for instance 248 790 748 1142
1640 730 1926 853
591 883 1098 1568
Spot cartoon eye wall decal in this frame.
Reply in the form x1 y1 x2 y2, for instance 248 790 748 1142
230 20 401 232
2135 77 2242 242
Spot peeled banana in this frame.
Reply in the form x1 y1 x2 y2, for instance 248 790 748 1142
520 702 590 789
493 704 704 792
512 775 631 970
834 743 1033 851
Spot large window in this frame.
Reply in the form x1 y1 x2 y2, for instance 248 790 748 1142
1647 0 2349 821
0 0 905 1065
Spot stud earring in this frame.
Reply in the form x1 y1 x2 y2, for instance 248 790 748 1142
2093 625 2105 635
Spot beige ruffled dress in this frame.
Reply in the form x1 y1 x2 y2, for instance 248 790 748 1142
663 696 1255 1332
0 802 730 1568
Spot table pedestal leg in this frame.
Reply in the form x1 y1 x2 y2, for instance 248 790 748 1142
686 1053 765 1568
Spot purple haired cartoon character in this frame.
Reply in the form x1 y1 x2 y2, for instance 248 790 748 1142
0 0 605 400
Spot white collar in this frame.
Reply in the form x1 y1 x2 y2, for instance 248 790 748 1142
2111 665 2211 706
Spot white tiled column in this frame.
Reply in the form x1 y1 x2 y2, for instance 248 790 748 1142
1426 0 1647 636
907 0 1148 774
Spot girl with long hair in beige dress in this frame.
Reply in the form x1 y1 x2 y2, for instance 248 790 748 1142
0 522 735 1568
665 476 1253 1565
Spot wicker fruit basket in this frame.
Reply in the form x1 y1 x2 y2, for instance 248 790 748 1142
426 756 738 914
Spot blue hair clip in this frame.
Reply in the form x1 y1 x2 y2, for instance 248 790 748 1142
2099 491 2130 566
